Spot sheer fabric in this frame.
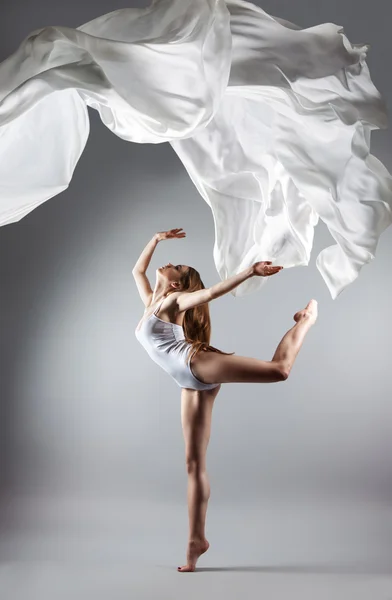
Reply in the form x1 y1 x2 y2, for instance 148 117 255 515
0 0 391 298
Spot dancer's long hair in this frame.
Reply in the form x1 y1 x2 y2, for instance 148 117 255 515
173 266 235 364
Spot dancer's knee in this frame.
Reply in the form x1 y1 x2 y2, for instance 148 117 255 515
185 457 207 475
275 361 290 381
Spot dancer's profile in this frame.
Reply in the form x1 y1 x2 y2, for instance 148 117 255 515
133 228 318 572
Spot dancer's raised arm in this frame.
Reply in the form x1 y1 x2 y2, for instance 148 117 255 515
132 228 186 273
176 262 283 313
132 235 159 306
132 235 160 274
132 229 186 306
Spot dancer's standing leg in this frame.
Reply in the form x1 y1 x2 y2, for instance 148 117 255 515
178 383 221 572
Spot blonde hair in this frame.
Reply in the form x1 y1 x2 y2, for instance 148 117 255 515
174 266 235 365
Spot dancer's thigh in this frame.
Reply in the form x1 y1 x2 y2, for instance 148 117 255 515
190 351 287 384
180 385 221 469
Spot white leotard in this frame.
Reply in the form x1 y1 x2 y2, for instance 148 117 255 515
135 297 220 391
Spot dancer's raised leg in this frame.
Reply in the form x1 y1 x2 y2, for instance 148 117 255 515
189 299 318 385
271 299 318 375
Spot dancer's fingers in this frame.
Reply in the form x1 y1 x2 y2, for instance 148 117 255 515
268 266 282 275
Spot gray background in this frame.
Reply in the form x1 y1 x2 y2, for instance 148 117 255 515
0 0 391 597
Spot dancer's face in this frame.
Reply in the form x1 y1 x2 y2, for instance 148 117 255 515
156 263 188 290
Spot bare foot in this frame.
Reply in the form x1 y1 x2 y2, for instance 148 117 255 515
177 538 210 572
293 299 318 324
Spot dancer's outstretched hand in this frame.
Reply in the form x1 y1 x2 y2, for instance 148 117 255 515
155 228 186 242
252 261 283 277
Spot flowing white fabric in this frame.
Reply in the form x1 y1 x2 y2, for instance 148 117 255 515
0 0 391 298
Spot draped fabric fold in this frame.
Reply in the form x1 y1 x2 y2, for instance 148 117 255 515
1 0 391 298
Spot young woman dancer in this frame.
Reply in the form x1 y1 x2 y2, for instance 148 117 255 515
133 228 318 572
